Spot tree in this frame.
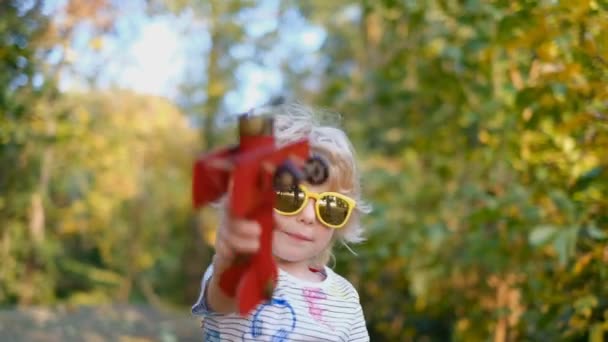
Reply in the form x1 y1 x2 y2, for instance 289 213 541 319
0 0 59 304
286 1 608 340
48 90 199 306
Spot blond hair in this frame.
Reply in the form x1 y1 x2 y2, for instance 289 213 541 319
269 103 372 266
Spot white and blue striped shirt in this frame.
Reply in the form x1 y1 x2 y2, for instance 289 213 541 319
192 265 369 341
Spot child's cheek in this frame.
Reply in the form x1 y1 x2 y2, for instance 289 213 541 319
320 226 335 243
273 211 292 229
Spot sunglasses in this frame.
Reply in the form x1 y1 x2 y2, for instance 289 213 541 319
274 184 356 229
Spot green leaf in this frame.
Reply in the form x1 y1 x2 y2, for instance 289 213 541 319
589 323 606 342
529 225 558 246
548 190 576 222
572 166 604 192
574 295 598 312
553 226 579 266
586 223 607 240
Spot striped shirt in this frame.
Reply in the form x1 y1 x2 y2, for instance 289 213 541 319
192 265 369 341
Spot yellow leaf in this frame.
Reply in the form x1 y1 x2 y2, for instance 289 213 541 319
136 252 154 270
478 130 491 144
456 319 470 332
89 37 104 51
589 323 605 342
573 253 593 275
537 41 559 61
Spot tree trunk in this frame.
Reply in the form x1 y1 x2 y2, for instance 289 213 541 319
29 148 52 244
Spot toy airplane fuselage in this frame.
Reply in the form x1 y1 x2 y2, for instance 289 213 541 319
192 113 310 316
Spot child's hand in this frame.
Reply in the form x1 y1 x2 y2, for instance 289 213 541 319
213 214 261 273
207 213 262 313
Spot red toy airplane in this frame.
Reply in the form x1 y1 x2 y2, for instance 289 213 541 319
192 109 327 316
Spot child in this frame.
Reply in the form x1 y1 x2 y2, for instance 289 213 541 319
192 103 371 341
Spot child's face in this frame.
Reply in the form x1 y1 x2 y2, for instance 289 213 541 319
272 181 336 265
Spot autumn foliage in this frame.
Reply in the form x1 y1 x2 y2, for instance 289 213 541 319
1 1 607 341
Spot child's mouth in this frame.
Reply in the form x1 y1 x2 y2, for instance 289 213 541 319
283 231 313 242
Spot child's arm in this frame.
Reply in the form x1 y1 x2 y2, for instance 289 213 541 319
204 216 261 314
348 300 370 341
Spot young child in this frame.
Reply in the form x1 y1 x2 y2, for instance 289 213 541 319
192 103 371 341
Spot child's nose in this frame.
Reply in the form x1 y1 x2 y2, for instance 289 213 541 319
297 198 317 225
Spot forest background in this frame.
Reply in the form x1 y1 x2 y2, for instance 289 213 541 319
1 0 608 341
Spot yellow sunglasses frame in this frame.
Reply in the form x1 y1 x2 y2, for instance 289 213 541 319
274 184 356 229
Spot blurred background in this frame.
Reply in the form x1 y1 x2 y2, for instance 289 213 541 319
1 0 607 341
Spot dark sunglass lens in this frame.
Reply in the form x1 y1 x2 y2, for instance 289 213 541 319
318 195 350 226
275 187 306 213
